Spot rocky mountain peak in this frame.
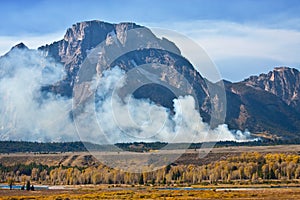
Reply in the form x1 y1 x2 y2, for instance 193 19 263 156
39 21 147 68
63 20 113 42
38 20 181 88
273 66 293 72
243 67 300 108
62 20 142 46
10 43 29 51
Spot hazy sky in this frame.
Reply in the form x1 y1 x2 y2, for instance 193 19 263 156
1 0 300 81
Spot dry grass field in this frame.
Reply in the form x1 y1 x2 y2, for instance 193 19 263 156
1 144 300 167
1 186 300 200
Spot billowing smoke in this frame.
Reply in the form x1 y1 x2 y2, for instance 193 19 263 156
0 49 252 143
0 48 77 142
79 66 253 143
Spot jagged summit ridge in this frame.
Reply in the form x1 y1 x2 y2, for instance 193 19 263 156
243 67 300 107
38 20 181 84
63 20 141 42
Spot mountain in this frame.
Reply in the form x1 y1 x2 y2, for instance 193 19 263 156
0 43 29 58
2 20 300 140
225 67 300 139
243 67 300 111
38 20 212 122
10 42 29 51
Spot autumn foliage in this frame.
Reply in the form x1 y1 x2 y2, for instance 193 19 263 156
1 152 300 185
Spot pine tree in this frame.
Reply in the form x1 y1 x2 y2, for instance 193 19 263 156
139 174 144 185
26 180 30 191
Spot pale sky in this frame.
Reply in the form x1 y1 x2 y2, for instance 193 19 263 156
1 0 300 81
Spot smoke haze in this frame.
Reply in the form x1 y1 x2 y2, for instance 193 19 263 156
0 48 77 142
0 49 252 143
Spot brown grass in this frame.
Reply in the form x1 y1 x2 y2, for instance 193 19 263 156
2 144 300 167
1 187 300 200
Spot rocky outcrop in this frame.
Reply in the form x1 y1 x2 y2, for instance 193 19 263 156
243 67 300 111
38 21 181 86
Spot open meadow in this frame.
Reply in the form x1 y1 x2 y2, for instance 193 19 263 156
2 145 300 199
1 185 300 200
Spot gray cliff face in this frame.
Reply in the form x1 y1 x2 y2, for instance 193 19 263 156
38 20 184 83
38 21 182 85
243 67 300 110
39 21 119 84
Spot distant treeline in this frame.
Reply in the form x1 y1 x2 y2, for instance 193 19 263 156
113 139 300 151
1 138 300 153
0 141 88 153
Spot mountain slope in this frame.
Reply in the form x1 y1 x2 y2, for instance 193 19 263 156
243 67 300 111
225 67 300 139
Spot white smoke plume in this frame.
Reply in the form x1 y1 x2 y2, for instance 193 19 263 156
0 49 252 143
0 48 78 142
79 66 253 144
